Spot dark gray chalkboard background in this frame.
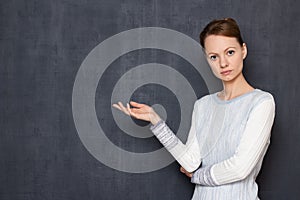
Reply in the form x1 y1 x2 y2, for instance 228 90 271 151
1 0 299 199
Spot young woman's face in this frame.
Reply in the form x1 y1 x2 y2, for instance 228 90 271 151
204 35 247 83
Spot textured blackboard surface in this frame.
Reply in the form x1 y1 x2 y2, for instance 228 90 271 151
1 0 299 199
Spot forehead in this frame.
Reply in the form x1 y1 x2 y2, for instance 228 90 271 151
204 35 240 53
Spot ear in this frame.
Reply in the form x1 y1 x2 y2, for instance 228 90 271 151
242 43 247 59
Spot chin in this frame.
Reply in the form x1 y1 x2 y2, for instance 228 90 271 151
217 74 234 82
221 73 242 83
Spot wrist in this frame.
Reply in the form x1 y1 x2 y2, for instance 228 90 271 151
150 113 161 125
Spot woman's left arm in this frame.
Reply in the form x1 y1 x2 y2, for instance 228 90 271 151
191 97 275 186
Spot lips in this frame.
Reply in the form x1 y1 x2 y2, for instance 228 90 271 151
221 70 232 75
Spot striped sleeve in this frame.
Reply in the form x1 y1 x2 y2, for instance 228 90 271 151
150 102 202 172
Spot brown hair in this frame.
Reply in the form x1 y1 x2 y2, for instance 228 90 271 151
199 18 244 48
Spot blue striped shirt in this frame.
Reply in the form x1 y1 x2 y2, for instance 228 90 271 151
151 89 275 200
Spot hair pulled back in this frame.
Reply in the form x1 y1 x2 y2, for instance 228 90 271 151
200 18 244 48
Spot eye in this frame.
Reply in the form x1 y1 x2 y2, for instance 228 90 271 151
209 55 217 61
227 50 235 56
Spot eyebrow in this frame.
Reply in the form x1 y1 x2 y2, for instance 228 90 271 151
206 46 237 55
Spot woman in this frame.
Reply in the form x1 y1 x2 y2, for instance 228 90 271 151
113 18 275 200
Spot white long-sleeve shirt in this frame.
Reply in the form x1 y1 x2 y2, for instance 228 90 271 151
150 89 275 200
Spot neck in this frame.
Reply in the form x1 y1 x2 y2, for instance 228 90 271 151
220 74 254 101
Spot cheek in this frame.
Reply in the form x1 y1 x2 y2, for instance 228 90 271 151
231 56 244 68
207 59 216 69
207 63 214 70
208 63 220 77
237 57 244 68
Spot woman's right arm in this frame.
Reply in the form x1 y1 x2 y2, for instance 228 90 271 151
150 103 201 172
113 101 202 172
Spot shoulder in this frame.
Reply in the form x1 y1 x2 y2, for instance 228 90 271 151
192 93 218 115
247 89 275 117
194 93 215 107
250 89 275 106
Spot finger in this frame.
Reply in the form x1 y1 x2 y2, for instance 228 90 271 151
116 102 125 110
112 102 126 112
130 108 148 114
112 104 122 111
130 101 145 108
180 167 185 173
128 103 140 118
126 103 132 115
186 172 193 178
128 105 146 119
118 102 130 115
116 101 124 108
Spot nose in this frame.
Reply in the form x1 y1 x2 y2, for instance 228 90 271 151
219 55 229 68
